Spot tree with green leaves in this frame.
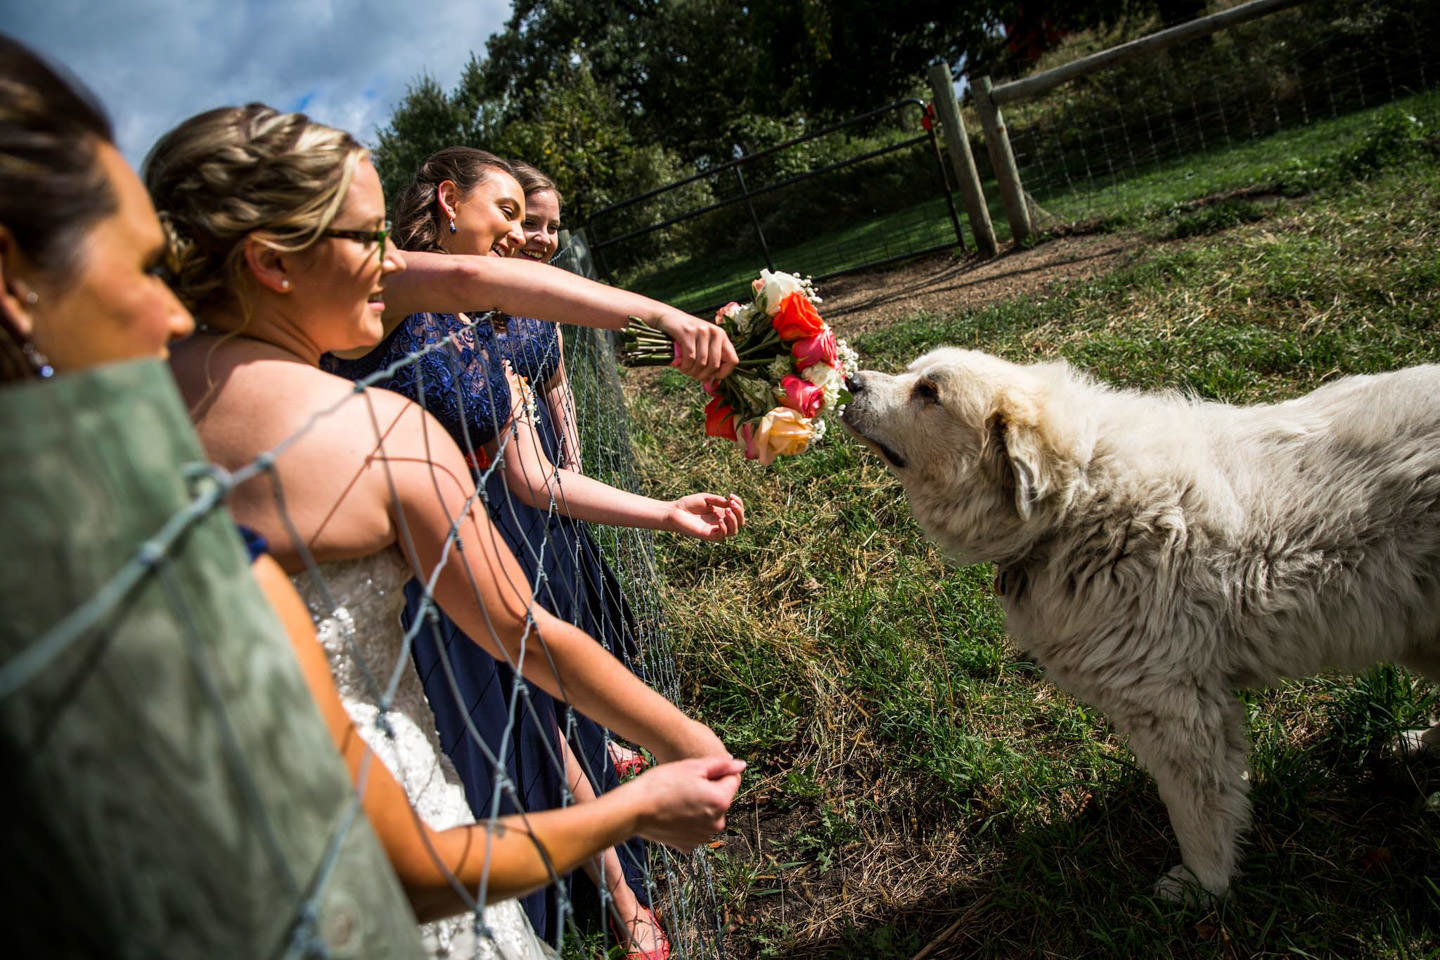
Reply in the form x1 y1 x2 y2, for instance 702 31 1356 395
372 0 1199 226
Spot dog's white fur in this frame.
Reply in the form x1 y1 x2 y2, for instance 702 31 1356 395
842 348 1440 898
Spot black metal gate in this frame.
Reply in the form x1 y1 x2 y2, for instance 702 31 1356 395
580 99 968 313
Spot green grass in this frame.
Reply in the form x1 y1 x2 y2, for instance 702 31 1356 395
1027 88 1440 231
625 193 976 313
617 88 1440 319
624 153 1440 957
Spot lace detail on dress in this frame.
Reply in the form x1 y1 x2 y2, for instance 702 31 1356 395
291 551 553 960
324 312 512 454
493 315 560 388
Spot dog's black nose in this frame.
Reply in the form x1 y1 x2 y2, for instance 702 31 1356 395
845 372 865 393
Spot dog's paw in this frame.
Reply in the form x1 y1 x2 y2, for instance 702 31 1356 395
1152 865 1220 906
1390 726 1440 761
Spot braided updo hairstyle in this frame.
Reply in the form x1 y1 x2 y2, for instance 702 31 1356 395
142 103 366 317
391 146 515 254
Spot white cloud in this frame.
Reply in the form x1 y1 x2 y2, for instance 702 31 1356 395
7 0 511 166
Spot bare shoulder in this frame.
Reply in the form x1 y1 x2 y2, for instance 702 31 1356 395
169 336 456 563
170 336 421 467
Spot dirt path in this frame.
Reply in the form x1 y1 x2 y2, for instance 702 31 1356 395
818 233 1135 336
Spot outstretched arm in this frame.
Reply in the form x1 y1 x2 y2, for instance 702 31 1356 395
493 367 745 541
377 398 728 763
252 553 744 921
382 253 737 380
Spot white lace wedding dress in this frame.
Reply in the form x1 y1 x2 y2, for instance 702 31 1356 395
294 550 555 960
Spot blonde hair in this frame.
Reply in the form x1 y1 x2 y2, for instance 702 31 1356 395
143 103 366 317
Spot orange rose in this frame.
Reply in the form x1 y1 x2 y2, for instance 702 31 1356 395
771 291 826 341
754 406 813 465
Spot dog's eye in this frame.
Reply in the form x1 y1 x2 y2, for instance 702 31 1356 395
912 379 940 405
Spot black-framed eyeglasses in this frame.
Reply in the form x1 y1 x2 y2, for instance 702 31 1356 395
320 220 392 265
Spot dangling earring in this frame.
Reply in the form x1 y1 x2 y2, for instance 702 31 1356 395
23 340 53 379
17 292 52 377
449 217 457 234
0 310 53 381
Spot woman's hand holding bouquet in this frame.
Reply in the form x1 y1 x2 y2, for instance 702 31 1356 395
622 269 856 465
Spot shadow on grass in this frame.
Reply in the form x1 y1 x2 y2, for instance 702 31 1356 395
770 738 1440 960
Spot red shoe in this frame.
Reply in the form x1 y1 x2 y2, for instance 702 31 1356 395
610 743 650 779
612 904 670 960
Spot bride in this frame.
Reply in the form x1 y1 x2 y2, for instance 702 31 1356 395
147 103 742 958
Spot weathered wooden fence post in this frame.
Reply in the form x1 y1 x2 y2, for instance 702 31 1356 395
971 0 1304 246
974 74 1033 245
926 61 998 258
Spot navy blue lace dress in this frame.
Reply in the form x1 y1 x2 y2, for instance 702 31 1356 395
325 311 648 943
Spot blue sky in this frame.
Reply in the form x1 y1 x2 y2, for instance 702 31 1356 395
7 0 512 167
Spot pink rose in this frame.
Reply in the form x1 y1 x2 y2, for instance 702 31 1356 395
737 422 759 460
778 375 823 418
715 301 743 324
792 327 839 373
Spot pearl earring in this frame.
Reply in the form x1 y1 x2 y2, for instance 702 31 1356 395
24 291 38 306
281 279 292 291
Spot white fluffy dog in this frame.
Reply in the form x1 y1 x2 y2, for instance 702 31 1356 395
841 348 1440 899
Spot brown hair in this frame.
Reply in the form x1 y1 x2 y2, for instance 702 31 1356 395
0 33 117 380
143 103 365 317
392 146 515 253
509 159 564 213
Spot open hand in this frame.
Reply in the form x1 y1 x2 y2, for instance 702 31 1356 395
652 310 739 381
665 493 745 541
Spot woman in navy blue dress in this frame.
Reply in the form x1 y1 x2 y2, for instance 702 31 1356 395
329 147 743 958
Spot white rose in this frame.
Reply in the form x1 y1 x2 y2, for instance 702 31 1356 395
752 269 806 317
803 362 843 410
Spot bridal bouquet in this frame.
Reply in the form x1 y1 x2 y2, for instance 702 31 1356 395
621 269 856 464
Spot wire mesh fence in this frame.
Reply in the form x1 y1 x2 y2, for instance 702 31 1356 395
583 100 966 315
2 300 725 958
994 0 1440 229
562 319 727 960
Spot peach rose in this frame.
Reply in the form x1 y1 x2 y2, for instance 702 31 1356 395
754 406 813 465
715 301 744 324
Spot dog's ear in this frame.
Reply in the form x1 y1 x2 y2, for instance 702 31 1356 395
984 389 1050 521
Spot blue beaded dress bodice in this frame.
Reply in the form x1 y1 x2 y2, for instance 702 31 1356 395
324 311 511 452
492 314 561 388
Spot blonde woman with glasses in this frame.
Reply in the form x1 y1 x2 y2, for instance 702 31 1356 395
147 103 744 959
